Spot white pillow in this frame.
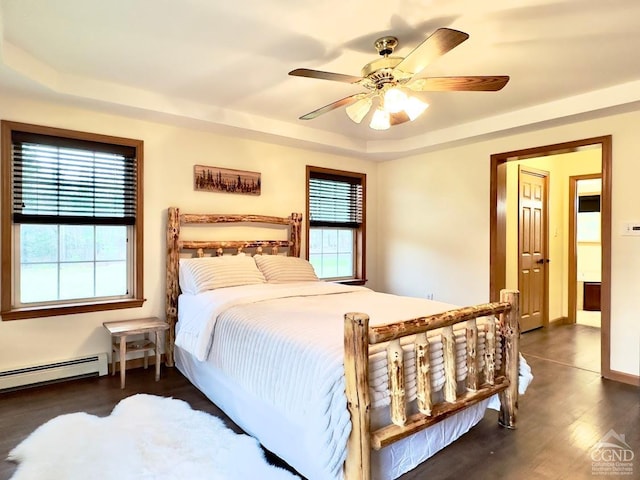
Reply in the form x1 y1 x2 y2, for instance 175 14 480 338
254 255 319 283
179 255 266 294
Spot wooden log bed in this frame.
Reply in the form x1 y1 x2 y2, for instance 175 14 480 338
165 207 521 480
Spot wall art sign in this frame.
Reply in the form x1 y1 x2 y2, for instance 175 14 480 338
194 165 261 195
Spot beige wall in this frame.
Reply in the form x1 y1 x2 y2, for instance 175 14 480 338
504 150 601 321
378 109 640 378
0 93 379 371
375 145 490 306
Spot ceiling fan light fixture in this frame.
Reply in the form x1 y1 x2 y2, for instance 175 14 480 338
346 97 372 123
404 96 429 121
369 107 390 130
289 28 508 128
383 87 408 114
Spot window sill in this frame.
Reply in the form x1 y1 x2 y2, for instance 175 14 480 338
329 279 367 286
1 298 146 321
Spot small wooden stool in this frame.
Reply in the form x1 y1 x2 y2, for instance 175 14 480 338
103 317 169 389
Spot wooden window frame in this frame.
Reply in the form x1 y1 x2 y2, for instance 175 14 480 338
1 121 145 320
306 165 366 285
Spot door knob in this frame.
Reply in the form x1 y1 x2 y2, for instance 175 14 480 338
536 259 544 264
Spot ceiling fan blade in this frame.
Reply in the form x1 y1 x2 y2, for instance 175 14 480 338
289 68 364 84
345 95 373 123
389 111 411 126
395 28 469 75
407 76 510 92
299 93 367 120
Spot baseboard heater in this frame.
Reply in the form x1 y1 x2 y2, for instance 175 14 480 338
0 353 108 391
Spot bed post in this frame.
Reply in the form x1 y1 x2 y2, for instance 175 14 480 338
289 212 302 257
498 289 520 429
344 312 371 480
165 207 180 367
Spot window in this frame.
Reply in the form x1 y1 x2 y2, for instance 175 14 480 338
1 121 144 320
306 166 366 283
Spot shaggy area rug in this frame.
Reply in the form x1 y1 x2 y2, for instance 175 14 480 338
8 394 299 480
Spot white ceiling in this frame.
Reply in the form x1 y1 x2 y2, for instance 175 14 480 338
1 0 640 159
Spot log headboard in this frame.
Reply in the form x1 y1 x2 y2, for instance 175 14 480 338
164 206 302 366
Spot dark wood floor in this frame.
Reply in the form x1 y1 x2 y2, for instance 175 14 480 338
520 322 601 373
1 324 638 480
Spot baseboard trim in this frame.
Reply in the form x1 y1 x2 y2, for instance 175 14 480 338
602 369 640 387
549 316 570 326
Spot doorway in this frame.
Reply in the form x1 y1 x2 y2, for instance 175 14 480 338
490 136 612 378
569 175 602 328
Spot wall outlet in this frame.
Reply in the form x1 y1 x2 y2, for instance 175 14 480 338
426 293 434 300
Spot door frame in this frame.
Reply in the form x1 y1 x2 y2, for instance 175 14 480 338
568 173 602 324
518 166 550 330
490 136 612 379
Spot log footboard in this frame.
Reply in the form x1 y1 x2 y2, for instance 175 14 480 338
343 289 520 480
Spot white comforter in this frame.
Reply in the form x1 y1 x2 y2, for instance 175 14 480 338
175 282 526 480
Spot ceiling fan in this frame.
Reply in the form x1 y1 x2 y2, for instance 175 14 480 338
289 28 509 130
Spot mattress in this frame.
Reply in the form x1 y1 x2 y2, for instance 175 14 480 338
175 282 531 480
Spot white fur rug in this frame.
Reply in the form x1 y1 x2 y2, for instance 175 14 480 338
8 394 299 480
